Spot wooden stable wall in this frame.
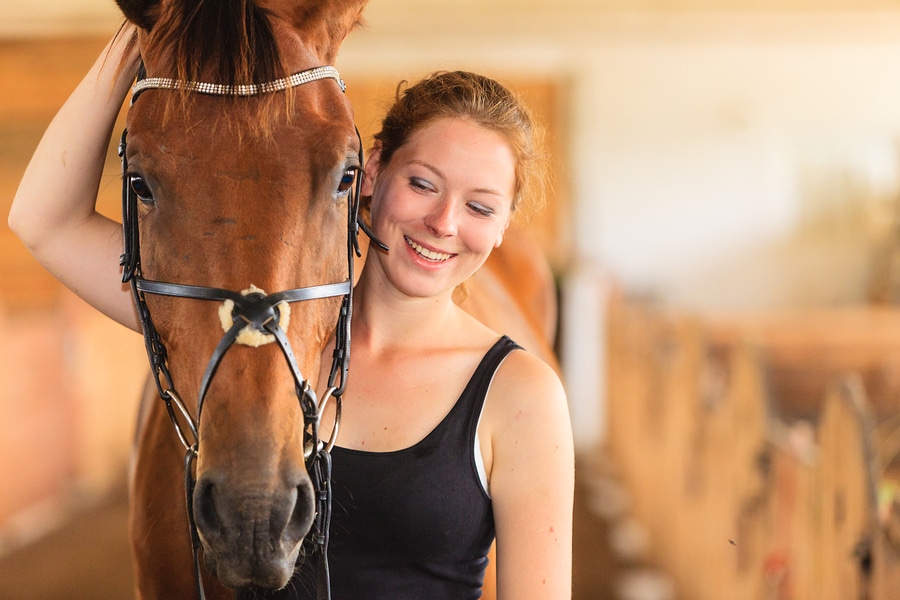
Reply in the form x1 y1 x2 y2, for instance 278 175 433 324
0 298 146 533
0 37 147 542
605 298 900 600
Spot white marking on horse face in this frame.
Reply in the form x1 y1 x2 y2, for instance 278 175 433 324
217 284 292 347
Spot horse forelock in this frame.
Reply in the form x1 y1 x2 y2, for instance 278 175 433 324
133 0 370 87
143 0 282 85
129 0 365 136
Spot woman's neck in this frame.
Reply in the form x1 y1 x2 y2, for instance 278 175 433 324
351 271 462 356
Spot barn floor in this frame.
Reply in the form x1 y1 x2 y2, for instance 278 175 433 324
0 452 665 599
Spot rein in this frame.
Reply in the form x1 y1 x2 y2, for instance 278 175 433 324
120 64 377 600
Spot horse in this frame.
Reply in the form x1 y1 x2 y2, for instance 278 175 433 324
117 0 370 597
113 1 559 598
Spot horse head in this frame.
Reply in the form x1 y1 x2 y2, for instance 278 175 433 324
116 0 368 592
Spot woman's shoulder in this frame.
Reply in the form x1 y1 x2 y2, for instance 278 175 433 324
486 342 568 425
452 308 567 415
482 341 573 498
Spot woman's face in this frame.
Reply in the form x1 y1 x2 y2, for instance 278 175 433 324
362 117 515 300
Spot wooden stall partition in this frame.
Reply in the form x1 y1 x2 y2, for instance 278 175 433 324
0 303 76 533
685 338 770 600
741 379 877 600
605 298 671 540
604 297 892 600
649 313 707 594
61 294 146 495
0 36 141 540
871 499 900 600
606 300 708 593
871 409 900 599
604 299 770 598
813 378 878 600
706 308 900 421
750 436 819 600
0 294 145 550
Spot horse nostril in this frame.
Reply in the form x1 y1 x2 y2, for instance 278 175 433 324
193 476 223 541
286 479 317 542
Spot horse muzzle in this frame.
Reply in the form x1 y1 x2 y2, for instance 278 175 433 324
192 470 316 589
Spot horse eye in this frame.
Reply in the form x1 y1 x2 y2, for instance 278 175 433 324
129 174 154 204
337 168 357 197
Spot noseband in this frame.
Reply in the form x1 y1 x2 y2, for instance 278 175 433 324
119 64 378 600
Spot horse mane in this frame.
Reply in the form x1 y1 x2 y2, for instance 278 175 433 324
139 0 289 128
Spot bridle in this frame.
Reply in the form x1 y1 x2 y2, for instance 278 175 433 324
119 63 384 600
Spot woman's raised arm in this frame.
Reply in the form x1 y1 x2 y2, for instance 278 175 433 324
8 29 141 330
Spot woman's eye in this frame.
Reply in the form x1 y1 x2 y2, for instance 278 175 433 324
409 177 434 193
337 168 357 197
468 202 494 217
129 174 154 204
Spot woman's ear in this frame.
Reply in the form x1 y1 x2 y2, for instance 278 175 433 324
360 142 383 197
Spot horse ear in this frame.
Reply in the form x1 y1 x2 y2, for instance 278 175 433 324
116 0 161 30
271 0 370 63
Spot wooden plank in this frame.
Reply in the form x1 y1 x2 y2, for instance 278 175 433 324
0 307 76 526
707 308 900 420
815 378 877 600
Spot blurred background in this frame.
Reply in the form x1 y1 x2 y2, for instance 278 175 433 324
3 1 900 598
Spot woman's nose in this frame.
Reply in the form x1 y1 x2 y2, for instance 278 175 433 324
424 199 458 237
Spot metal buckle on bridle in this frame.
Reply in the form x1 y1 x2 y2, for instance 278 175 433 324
304 385 342 460
118 63 384 600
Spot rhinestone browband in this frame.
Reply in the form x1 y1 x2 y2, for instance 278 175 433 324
131 65 345 98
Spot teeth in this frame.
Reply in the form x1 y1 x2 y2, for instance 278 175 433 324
405 237 452 262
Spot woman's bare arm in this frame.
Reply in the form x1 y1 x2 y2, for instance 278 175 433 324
8 29 141 330
487 350 575 599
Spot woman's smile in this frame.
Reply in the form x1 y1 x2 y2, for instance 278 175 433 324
404 235 455 263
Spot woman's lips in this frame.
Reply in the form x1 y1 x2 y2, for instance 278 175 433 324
404 236 454 262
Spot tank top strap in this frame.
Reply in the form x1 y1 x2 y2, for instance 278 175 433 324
461 335 523 442
467 334 521 393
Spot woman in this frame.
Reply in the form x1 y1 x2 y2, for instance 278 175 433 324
9 31 574 600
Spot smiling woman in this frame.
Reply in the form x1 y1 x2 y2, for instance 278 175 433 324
241 70 576 600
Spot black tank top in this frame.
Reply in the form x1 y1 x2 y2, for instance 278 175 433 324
252 335 520 600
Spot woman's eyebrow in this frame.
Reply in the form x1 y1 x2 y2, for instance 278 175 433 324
407 159 506 197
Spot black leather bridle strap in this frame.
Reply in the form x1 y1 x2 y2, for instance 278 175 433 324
312 450 333 598
136 279 351 303
269 282 352 304
135 278 352 439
